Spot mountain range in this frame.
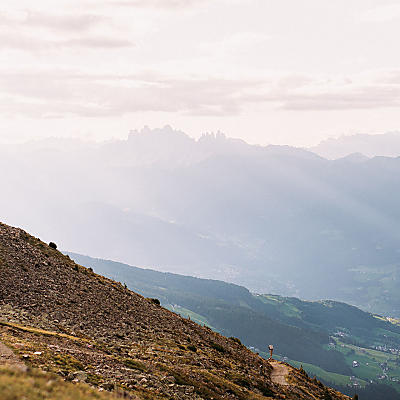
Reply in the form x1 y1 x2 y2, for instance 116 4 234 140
2 127 400 317
310 131 400 159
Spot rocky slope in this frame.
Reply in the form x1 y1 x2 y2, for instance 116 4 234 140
0 222 349 399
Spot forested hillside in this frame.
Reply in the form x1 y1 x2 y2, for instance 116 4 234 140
70 252 400 398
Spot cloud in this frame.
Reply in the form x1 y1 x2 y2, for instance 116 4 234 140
0 32 134 51
199 32 272 57
359 4 400 23
256 72 400 111
378 70 400 85
0 11 132 51
1 69 400 119
277 86 400 110
0 70 262 117
62 37 134 48
103 0 207 8
23 13 105 32
0 11 105 32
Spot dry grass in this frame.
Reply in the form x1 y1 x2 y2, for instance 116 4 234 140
0 321 88 342
0 367 116 400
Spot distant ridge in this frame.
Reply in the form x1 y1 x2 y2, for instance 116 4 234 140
3 126 400 317
310 131 400 159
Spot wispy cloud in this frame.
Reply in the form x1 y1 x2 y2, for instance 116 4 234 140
359 4 400 23
0 70 262 117
199 32 272 58
0 10 131 51
0 11 105 32
0 32 134 50
102 0 208 8
259 73 400 111
62 37 134 49
277 85 400 110
1 69 400 118
23 13 105 32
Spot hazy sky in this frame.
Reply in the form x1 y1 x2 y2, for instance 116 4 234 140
1 0 400 146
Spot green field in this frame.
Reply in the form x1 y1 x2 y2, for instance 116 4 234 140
289 359 365 387
256 294 302 319
274 339 400 393
334 340 400 389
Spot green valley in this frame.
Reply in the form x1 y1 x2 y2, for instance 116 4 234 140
69 253 400 399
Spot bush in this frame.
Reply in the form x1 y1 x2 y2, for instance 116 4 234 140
210 341 226 353
229 337 242 345
147 298 160 306
323 390 333 400
49 242 57 249
187 345 197 352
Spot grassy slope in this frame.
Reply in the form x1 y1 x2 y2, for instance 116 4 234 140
0 368 115 400
282 360 362 388
1 222 351 400
164 305 400 393
163 305 400 392
165 305 217 331
67 253 350 375
169 306 400 396
66 253 400 397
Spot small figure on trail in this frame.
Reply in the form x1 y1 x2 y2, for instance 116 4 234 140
268 344 274 360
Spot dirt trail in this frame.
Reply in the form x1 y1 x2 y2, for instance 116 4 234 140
0 341 27 371
270 360 289 385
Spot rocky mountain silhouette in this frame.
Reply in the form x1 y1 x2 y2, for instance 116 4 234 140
3 127 400 317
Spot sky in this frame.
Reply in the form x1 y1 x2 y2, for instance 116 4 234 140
1 0 400 146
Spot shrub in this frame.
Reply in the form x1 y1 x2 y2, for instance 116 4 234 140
187 345 197 352
210 341 226 353
53 354 84 372
147 298 160 306
49 242 57 249
170 371 191 386
229 337 242 345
